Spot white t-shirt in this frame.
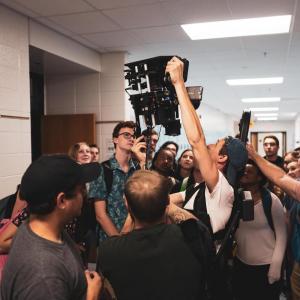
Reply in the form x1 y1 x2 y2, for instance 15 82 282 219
181 171 234 233
235 192 287 267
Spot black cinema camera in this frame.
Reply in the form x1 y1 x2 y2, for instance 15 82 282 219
124 56 203 136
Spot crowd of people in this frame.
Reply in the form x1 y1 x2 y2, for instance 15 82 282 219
1 57 300 300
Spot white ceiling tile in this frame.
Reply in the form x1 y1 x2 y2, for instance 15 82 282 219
13 0 93 16
291 2 300 32
2 0 300 117
0 0 39 17
85 0 160 10
131 25 189 44
289 32 300 50
160 0 231 24
241 34 291 51
83 30 141 47
102 3 174 29
182 38 243 54
49 11 120 34
228 0 296 19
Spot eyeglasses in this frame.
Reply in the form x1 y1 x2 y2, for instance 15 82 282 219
118 132 135 140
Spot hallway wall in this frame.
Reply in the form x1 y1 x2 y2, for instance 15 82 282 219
0 6 31 197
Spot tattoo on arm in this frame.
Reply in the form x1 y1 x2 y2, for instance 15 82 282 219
169 208 188 224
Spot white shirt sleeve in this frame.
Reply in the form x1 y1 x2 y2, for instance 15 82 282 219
268 193 287 283
182 171 234 233
205 171 234 233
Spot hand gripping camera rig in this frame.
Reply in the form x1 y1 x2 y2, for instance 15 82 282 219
124 56 203 137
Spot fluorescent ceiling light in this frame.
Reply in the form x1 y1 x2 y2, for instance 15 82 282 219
227 77 284 86
181 15 291 40
257 117 278 121
249 107 279 112
242 97 281 103
254 113 278 117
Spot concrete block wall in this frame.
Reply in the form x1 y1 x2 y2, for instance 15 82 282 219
45 52 127 162
98 53 127 161
295 114 300 149
46 72 101 118
45 53 128 160
0 6 31 198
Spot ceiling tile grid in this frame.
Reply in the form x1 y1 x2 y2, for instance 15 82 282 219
84 0 161 10
101 2 175 29
0 0 299 119
48 11 120 34
13 0 94 16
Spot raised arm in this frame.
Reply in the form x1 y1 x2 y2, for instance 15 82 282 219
165 57 218 192
247 144 300 200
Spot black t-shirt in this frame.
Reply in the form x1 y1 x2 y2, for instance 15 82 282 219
264 155 284 169
1 222 87 300
97 223 203 300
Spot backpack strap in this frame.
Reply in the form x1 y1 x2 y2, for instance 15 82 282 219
184 183 202 206
101 160 113 196
0 188 19 221
179 219 215 299
180 177 189 192
183 182 213 234
260 187 274 232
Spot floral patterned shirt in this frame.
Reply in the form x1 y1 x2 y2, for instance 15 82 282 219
88 155 137 242
12 208 29 227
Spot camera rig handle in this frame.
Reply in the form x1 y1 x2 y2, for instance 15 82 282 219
239 110 251 144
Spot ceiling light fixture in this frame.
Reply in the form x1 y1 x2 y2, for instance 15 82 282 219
254 113 278 117
227 77 284 86
249 107 279 112
242 97 281 103
181 15 291 40
256 117 278 121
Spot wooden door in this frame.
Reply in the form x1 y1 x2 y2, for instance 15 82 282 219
41 114 96 154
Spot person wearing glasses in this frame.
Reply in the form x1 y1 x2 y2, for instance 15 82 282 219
88 121 145 242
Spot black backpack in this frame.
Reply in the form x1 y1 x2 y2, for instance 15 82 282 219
179 218 216 300
85 160 114 234
0 187 19 222
101 160 114 195
260 187 274 232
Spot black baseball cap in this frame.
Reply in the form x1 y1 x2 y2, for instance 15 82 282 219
224 136 248 187
20 154 100 205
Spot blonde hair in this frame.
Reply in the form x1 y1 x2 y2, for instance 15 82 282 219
68 142 89 161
